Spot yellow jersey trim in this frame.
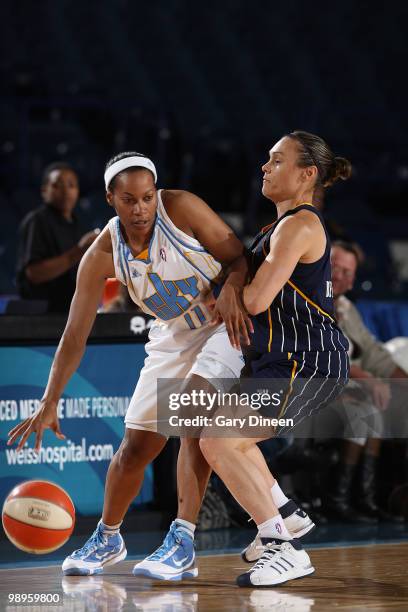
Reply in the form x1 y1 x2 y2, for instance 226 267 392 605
267 307 273 352
136 248 149 260
287 279 334 323
279 359 298 418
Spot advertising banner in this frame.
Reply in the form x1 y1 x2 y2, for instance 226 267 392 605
0 344 151 515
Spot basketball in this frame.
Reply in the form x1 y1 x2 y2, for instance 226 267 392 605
2 480 75 554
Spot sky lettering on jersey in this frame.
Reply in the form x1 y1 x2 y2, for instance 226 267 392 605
143 273 200 320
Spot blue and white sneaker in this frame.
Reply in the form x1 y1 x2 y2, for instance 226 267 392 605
132 521 197 580
62 521 127 576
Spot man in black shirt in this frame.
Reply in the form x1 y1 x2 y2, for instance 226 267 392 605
16 162 99 312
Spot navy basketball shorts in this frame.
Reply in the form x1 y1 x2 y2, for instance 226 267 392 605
241 350 349 436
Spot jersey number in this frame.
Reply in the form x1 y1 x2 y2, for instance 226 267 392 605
326 281 333 298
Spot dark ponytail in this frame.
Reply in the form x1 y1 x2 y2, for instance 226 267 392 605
324 156 352 187
287 130 352 188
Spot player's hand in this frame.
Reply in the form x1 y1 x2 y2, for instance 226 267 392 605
202 288 217 312
210 284 254 350
366 380 391 411
78 228 100 250
7 400 65 452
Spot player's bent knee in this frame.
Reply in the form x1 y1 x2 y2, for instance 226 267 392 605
199 437 223 465
117 430 166 471
200 437 256 466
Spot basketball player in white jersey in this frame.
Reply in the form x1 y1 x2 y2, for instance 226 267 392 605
8 153 313 581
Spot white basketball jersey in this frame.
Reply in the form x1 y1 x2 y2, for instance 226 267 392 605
108 190 222 331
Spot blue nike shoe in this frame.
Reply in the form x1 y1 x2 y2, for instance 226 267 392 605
132 521 197 580
62 521 127 576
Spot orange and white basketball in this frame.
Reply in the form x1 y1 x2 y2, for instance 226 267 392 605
2 480 75 554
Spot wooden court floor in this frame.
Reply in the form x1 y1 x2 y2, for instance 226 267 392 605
1 543 407 611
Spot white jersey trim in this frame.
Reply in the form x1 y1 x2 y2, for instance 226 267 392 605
156 189 208 252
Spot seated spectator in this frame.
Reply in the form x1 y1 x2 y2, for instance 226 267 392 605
322 241 407 522
16 162 99 312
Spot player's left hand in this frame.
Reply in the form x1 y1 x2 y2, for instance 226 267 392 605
7 400 65 452
210 284 253 350
202 287 217 311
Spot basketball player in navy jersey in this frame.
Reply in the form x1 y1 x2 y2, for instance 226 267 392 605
201 131 351 587
7 152 314 581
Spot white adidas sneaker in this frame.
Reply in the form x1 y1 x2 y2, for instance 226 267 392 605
241 499 315 563
237 538 315 587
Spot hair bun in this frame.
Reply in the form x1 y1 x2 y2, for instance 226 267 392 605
324 156 352 187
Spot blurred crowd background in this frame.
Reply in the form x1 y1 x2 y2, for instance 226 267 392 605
1 1 408 302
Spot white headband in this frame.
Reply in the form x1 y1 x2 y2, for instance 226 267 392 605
104 156 157 190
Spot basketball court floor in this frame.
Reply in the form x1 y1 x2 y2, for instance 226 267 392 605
1 524 407 610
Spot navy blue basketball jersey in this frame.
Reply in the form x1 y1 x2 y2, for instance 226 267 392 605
249 204 349 358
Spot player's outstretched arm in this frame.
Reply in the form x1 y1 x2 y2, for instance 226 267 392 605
7 229 115 451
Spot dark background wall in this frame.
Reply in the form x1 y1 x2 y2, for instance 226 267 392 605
1 0 408 298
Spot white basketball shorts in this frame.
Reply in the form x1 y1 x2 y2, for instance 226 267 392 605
125 320 244 432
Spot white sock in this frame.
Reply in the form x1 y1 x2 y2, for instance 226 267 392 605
271 481 290 509
257 514 292 540
175 518 196 538
100 519 122 534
